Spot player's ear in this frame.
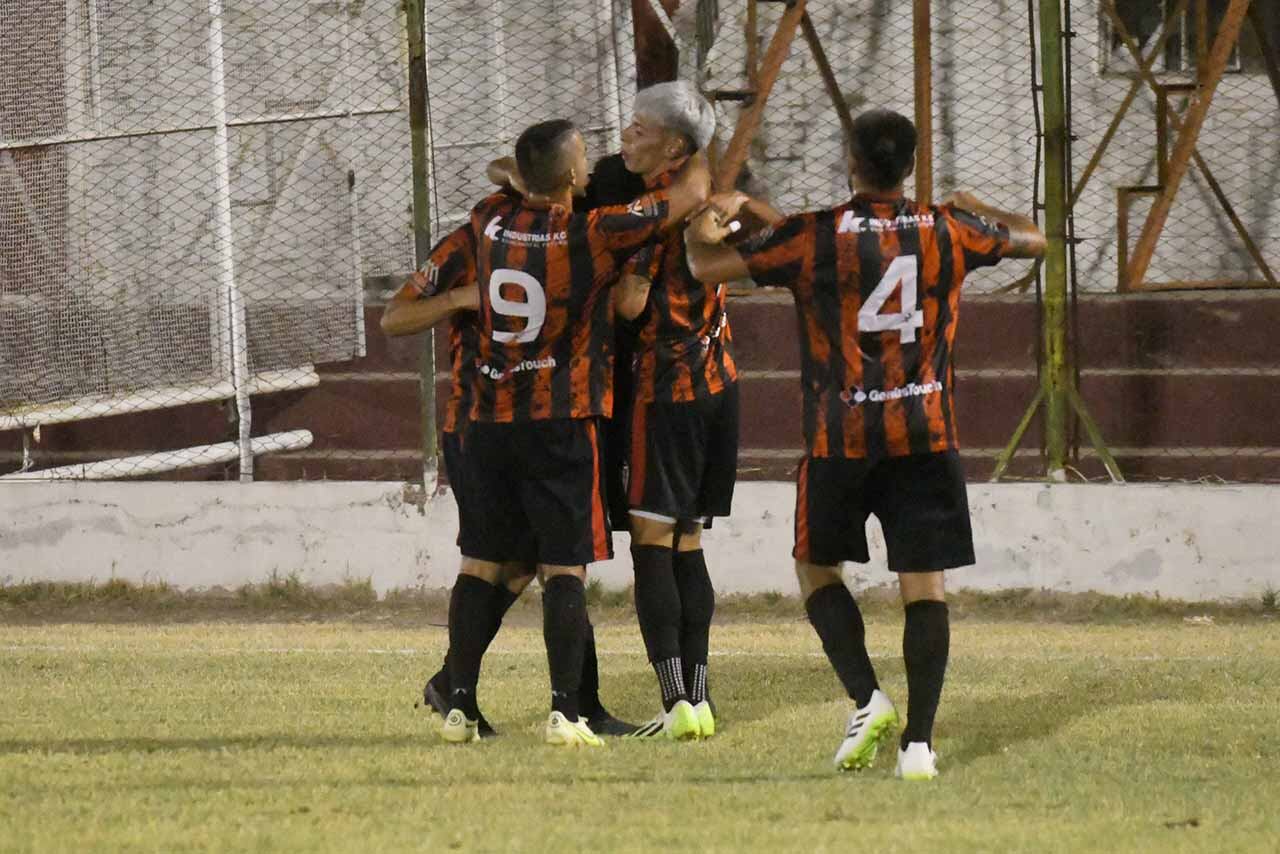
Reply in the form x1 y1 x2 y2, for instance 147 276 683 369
903 154 916 181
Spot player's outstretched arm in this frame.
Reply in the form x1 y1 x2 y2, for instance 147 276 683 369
380 283 480 337
486 156 527 196
944 191 1046 259
683 204 750 284
614 273 652 321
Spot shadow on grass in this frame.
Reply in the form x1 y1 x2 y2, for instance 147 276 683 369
0 734 426 756
940 671 1214 768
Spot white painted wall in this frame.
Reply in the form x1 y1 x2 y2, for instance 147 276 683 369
1 481 1276 601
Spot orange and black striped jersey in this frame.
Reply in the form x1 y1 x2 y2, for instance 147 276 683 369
463 190 672 422
626 167 737 404
391 221 481 434
739 193 1012 459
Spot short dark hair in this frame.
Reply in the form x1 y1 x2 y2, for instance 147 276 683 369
515 119 579 195
850 109 917 190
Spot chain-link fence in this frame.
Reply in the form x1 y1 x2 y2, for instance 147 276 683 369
0 0 407 480
2 0 1276 484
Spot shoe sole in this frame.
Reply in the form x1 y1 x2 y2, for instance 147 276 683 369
695 707 716 739
545 730 604 748
898 770 939 781
836 711 898 771
669 703 701 742
440 727 479 744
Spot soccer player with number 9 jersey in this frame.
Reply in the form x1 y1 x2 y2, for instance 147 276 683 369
684 109 1045 778
435 120 708 747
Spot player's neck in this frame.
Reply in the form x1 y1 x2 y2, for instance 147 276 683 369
523 188 575 211
851 183 906 202
644 156 686 188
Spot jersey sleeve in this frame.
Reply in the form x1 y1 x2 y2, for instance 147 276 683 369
621 239 664 283
736 212 814 290
586 191 671 267
942 204 1014 273
392 222 476 301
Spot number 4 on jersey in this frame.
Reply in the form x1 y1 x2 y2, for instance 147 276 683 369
858 256 923 343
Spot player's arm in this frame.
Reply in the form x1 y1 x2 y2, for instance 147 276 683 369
614 273 652 321
683 206 750 283
486 156 527 196
379 223 479 337
681 191 780 282
660 150 712 225
943 191 1046 259
380 282 479 337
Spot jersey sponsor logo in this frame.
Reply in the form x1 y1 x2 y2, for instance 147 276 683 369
478 355 557 381
483 215 566 246
839 380 942 408
837 211 935 234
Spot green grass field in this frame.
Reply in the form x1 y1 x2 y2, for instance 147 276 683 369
2 609 1278 853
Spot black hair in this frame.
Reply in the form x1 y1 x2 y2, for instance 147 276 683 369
515 119 579 195
580 153 647 210
850 109 917 191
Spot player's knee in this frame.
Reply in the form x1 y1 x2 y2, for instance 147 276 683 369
460 557 504 584
898 570 945 604
539 564 587 585
501 561 536 595
630 514 676 548
675 524 703 552
795 561 843 601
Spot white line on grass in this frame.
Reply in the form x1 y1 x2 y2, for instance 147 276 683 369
0 645 1247 662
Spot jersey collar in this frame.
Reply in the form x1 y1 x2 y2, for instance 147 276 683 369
852 190 907 204
644 159 686 191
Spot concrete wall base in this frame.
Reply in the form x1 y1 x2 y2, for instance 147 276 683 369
1 482 1275 601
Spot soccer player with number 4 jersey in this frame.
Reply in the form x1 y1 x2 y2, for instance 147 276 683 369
684 109 1045 778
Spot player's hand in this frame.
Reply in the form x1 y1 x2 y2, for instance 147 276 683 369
942 190 983 211
705 191 749 220
685 206 735 244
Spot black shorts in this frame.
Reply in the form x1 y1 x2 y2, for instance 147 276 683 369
460 418 613 566
794 451 974 573
628 383 739 526
440 430 473 548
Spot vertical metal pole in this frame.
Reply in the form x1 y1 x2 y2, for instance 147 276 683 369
912 0 933 204
207 0 254 481
406 0 437 485
1038 0 1069 478
745 0 758 89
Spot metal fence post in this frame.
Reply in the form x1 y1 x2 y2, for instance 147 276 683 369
405 0 437 487
1038 0 1070 478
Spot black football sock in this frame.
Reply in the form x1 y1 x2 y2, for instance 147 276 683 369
804 582 880 707
578 621 604 717
901 599 950 749
437 581 516 703
673 548 715 705
632 544 688 710
543 574 588 721
444 574 498 719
